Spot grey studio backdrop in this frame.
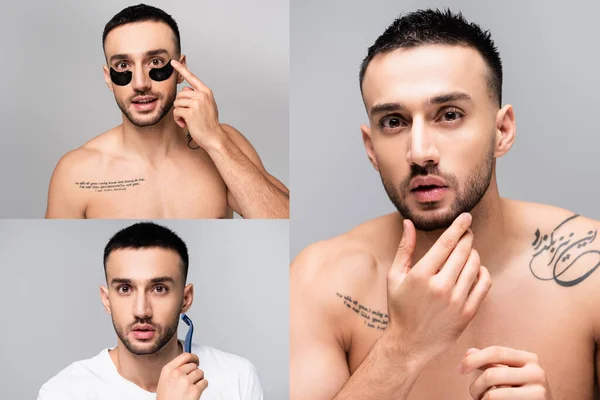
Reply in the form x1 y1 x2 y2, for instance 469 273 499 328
290 0 600 257
0 220 289 399
0 0 288 218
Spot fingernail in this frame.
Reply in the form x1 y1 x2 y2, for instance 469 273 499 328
464 213 472 224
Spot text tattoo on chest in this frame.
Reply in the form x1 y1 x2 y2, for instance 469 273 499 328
530 214 600 287
74 178 145 193
336 293 389 331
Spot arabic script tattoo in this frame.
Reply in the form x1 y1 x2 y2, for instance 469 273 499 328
529 214 600 287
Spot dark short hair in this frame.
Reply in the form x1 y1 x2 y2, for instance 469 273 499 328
102 4 181 56
359 9 503 105
103 222 189 281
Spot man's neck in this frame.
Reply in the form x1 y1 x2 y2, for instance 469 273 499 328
110 337 183 393
120 110 187 164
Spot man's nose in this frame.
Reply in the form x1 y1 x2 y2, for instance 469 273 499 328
133 292 152 320
131 65 151 92
406 118 440 167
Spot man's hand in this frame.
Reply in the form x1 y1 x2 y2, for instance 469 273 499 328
156 352 208 400
460 346 553 400
386 213 492 356
171 60 225 150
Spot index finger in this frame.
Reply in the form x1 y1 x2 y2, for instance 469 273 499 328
171 60 210 93
460 346 536 374
166 352 199 371
413 212 472 275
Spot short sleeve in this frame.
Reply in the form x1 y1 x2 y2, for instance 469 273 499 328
241 360 265 400
37 383 75 400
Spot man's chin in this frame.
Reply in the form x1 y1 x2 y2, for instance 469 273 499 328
126 341 160 355
399 207 460 232
125 112 164 128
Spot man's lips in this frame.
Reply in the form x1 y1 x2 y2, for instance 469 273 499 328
131 96 158 103
131 324 156 340
131 97 158 112
409 176 448 191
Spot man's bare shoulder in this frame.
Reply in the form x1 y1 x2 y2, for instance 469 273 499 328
508 199 599 236
46 128 123 218
292 213 402 292
53 127 122 176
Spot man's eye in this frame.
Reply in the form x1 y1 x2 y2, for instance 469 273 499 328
153 285 168 294
439 109 464 122
150 59 163 67
117 286 131 293
115 62 128 71
380 115 406 130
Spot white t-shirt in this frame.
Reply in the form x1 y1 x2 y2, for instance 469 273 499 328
37 344 265 400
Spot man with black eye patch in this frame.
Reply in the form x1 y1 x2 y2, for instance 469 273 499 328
45 4 289 219
291 9 600 400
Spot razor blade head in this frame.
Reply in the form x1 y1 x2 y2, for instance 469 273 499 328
181 313 193 327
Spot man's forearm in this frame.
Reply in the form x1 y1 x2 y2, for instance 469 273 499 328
333 333 433 400
205 136 289 219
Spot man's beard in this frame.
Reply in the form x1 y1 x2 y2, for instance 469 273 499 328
113 313 179 356
382 143 495 232
115 84 177 128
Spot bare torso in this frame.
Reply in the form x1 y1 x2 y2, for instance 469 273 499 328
296 199 600 399
47 126 232 219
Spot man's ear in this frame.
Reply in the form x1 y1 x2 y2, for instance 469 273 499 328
494 104 516 158
176 54 187 84
181 283 194 313
100 286 111 314
361 123 380 172
102 65 114 93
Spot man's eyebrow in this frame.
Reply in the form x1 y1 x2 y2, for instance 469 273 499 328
426 92 472 106
145 49 170 57
370 102 406 117
111 277 132 285
109 49 170 64
149 276 175 284
109 54 129 63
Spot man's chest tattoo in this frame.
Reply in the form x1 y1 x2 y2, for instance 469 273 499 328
74 178 145 193
336 293 388 331
530 214 600 287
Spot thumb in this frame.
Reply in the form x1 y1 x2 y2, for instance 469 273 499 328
391 219 416 280
465 347 479 357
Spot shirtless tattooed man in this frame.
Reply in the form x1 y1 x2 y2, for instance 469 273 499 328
291 9 600 400
46 4 289 219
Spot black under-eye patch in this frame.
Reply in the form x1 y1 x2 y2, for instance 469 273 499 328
109 68 132 86
149 60 174 81
109 60 174 86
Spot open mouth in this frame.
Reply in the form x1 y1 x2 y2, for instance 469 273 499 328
410 185 449 203
132 98 157 105
412 184 446 192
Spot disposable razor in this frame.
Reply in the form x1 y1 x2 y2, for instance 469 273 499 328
181 313 194 353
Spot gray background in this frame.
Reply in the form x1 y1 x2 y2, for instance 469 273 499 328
0 0 288 218
290 0 600 257
0 220 289 399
